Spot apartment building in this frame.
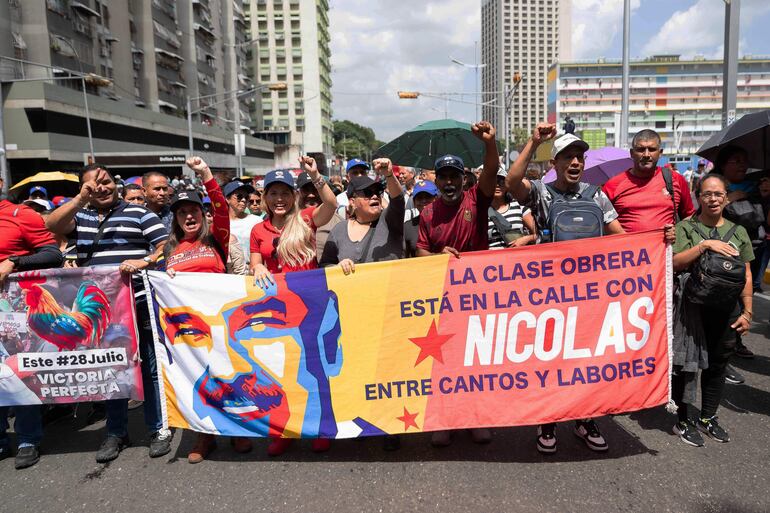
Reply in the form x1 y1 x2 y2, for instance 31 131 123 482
547 55 770 153
0 0 274 178
245 0 333 167
481 0 571 136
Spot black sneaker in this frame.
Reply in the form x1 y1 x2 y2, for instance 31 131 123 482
536 423 557 454
14 445 40 469
382 435 401 452
96 435 129 463
725 365 745 384
734 343 755 359
673 421 705 447
697 416 730 443
574 419 608 452
149 428 173 458
0 445 11 461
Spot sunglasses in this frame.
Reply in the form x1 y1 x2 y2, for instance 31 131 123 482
232 193 248 201
354 187 382 199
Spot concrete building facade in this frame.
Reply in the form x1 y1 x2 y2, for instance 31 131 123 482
244 0 333 167
0 0 274 178
481 0 571 136
547 55 770 154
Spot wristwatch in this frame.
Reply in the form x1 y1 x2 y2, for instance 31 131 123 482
142 256 153 264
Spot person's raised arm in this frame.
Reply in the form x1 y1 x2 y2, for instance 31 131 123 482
372 157 402 199
505 123 557 203
300 155 337 227
470 121 499 198
46 169 106 235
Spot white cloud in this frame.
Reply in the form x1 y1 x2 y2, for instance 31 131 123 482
640 0 770 58
571 0 641 60
330 0 480 141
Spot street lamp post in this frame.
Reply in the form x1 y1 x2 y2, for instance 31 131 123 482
619 0 631 148
722 0 740 127
504 72 524 166
54 38 96 160
450 41 487 120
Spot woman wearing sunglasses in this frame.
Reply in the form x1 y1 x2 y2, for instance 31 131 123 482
319 158 404 450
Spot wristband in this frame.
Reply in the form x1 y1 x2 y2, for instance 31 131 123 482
312 176 326 188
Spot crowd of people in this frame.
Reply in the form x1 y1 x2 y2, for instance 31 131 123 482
0 118 765 470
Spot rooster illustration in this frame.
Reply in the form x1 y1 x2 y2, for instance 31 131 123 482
17 272 111 351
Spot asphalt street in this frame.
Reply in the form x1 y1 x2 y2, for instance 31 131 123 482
2 298 770 513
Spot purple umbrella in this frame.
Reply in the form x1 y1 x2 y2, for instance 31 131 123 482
543 146 633 185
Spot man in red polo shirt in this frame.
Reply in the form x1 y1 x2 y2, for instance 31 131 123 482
0 199 63 470
416 121 499 259
603 129 695 232
416 120 499 447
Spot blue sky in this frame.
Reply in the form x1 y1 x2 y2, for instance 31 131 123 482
330 0 770 142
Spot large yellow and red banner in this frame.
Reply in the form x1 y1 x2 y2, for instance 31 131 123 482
147 231 672 438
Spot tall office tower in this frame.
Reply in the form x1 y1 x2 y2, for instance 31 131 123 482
245 0 333 166
481 0 571 141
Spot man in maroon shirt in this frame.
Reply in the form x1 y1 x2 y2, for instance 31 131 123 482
416 121 499 258
416 120 499 447
603 129 695 232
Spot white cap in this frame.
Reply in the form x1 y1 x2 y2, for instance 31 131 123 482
23 198 53 211
496 166 508 178
551 133 590 159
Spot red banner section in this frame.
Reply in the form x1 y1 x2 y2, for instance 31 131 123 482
421 230 672 430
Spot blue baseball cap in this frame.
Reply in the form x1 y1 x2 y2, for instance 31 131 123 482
412 180 438 197
434 154 465 174
346 158 370 173
222 180 255 197
263 169 296 190
29 186 48 198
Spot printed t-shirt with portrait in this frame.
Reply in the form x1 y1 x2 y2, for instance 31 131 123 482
165 178 230 274
673 218 754 263
523 179 618 234
250 206 318 274
416 184 492 253
602 167 695 233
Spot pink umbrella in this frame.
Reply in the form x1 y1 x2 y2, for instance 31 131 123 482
543 146 633 185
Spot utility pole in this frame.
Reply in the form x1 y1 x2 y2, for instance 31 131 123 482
0 85 9 196
619 0 631 148
722 0 740 127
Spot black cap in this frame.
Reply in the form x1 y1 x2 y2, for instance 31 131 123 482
346 176 384 197
296 172 313 189
170 190 203 211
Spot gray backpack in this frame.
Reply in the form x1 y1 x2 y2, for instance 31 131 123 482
545 184 604 242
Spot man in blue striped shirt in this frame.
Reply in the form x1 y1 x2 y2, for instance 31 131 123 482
46 163 171 463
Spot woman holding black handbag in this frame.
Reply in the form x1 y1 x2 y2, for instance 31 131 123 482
671 174 753 447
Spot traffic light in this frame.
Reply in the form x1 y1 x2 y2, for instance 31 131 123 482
397 91 420 99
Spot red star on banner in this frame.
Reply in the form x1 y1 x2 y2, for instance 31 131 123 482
408 319 453 366
397 407 419 431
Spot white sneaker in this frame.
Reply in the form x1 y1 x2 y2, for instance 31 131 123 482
574 419 608 452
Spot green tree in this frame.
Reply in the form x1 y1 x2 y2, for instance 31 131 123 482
332 119 384 157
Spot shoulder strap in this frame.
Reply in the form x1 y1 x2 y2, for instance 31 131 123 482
721 222 739 244
544 183 564 199
688 219 710 241
84 203 125 263
661 167 679 222
582 184 599 200
488 206 514 237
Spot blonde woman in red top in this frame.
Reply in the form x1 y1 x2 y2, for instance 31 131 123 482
250 156 337 285
164 157 252 463
249 156 337 456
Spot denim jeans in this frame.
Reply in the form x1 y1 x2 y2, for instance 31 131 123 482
0 405 43 448
105 294 162 437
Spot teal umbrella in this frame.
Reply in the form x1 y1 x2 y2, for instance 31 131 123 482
375 119 498 169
